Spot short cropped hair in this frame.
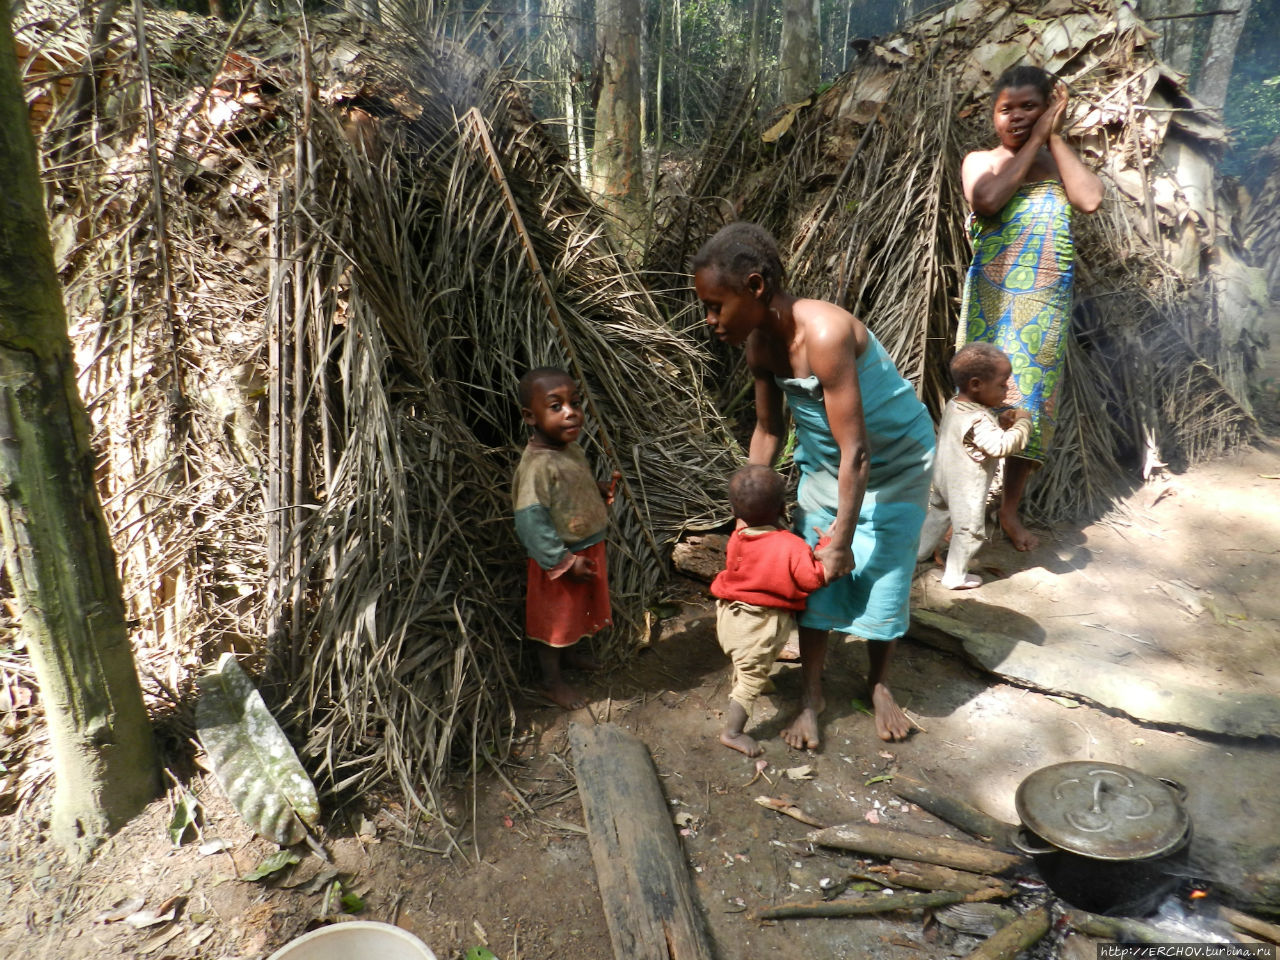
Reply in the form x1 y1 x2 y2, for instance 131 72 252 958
992 65 1055 101
518 366 572 407
950 342 1007 390
691 222 785 299
727 464 786 527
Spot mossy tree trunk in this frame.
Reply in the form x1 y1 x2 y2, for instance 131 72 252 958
591 0 644 226
779 0 820 103
0 6 158 855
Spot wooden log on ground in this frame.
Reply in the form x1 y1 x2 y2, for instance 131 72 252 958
808 823 1024 875
758 889 964 920
960 905 1051 960
890 774 1019 851
1062 906 1168 944
1220 905 1280 944
671 535 727 583
875 858 1014 897
569 722 713 960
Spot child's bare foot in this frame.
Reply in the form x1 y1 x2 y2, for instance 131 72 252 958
542 680 587 710
564 648 602 672
781 697 825 750
998 508 1039 551
871 682 912 741
776 636 801 661
720 729 764 757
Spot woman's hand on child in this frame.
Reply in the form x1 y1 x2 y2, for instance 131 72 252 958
567 553 598 582
814 528 854 581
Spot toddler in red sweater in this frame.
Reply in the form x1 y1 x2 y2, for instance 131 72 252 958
710 465 828 756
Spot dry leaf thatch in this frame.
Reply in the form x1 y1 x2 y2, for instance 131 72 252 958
16 0 738 820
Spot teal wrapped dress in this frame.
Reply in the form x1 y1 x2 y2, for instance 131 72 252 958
779 330 935 641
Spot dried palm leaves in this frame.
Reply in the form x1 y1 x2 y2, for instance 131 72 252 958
18 0 738 817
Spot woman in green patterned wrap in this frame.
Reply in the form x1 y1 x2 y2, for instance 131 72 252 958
959 65 1102 551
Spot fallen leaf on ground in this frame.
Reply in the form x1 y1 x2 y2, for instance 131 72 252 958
864 808 881 824
784 765 815 780
1045 695 1080 708
865 774 893 785
198 838 232 856
95 897 146 923
241 848 300 882
849 698 873 716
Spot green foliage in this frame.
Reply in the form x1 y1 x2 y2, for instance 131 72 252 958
196 653 320 846
1222 0 1280 176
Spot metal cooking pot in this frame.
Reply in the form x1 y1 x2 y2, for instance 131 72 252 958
1012 761 1191 915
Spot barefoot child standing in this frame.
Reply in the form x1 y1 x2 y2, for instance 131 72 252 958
711 465 828 756
917 343 1032 589
513 367 618 709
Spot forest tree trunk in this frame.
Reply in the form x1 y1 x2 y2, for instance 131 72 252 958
592 0 644 225
779 0 821 102
0 5 158 856
1140 0 1198 74
1195 0 1251 109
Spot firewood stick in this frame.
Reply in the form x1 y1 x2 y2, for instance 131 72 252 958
890 775 1019 851
808 823 1024 875
960 905 1050 960
874 858 1014 897
1062 906 1168 944
1218 906 1280 945
758 889 964 920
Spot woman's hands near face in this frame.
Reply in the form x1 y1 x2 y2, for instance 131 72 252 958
1032 82 1068 143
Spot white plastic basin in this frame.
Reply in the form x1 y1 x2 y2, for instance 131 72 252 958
266 921 438 960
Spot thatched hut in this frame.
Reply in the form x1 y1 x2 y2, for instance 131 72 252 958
652 0 1271 522
15 0 737 817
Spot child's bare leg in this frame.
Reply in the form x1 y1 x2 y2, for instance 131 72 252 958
719 700 763 757
563 644 602 672
868 639 912 742
781 627 827 750
998 457 1039 551
537 644 586 710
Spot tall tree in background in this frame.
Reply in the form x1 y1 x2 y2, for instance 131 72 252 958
0 6 158 855
1196 1 1252 109
779 0 820 101
592 0 644 221
1141 0 1198 74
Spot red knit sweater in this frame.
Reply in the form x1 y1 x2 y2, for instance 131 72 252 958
710 526 827 611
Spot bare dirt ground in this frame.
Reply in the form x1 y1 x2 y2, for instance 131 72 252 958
2 438 1278 960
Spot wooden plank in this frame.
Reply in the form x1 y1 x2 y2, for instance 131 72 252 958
909 610 1280 738
569 722 713 960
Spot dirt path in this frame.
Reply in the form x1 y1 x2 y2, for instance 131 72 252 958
2 441 1278 960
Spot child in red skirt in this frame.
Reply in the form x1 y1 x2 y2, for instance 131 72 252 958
513 367 619 709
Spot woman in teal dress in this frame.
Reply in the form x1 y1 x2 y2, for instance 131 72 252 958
959 65 1103 550
693 223 935 746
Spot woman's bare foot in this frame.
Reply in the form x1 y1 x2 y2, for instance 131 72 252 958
871 682 912 741
564 648 602 672
720 730 764 757
999 507 1040 551
781 697 825 750
542 680 587 710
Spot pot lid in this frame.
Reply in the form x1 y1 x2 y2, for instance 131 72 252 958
1014 761 1189 861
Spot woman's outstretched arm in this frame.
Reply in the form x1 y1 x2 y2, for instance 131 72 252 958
748 361 785 468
